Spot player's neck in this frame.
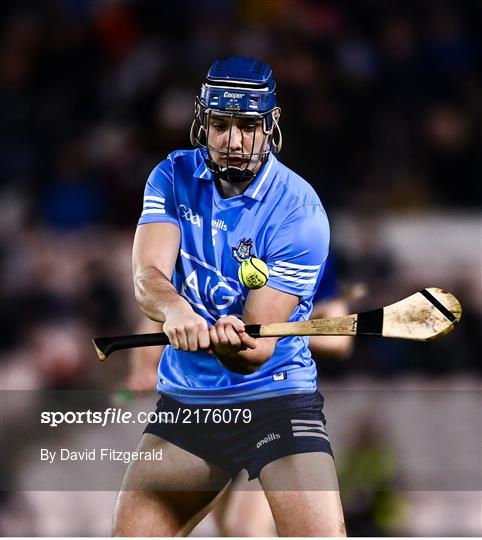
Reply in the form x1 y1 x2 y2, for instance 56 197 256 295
215 177 254 198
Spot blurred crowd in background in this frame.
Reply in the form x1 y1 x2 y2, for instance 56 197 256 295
1 0 480 387
0 0 481 536
2 0 481 222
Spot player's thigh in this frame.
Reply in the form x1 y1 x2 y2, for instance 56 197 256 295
260 452 346 537
113 433 231 537
213 472 276 537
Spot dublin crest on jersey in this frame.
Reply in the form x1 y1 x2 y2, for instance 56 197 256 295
232 238 253 262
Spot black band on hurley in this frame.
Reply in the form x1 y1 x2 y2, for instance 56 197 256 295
356 308 384 336
419 289 456 323
244 324 262 338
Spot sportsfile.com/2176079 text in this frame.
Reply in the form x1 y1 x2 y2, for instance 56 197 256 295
40 407 253 427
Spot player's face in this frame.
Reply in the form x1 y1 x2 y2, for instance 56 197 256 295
206 113 269 174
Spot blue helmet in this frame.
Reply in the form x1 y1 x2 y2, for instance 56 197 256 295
191 56 282 182
201 57 277 124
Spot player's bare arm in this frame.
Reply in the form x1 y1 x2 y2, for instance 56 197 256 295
132 222 210 352
209 285 299 373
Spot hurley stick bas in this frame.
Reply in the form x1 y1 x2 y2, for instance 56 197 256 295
92 287 462 361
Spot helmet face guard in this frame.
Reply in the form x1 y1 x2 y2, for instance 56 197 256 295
190 57 282 183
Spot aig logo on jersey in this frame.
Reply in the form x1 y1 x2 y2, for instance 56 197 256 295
178 204 201 227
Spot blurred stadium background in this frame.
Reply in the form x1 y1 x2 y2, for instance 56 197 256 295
0 0 480 536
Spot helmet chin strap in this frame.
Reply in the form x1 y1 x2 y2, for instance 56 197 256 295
219 166 255 183
203 156 257 183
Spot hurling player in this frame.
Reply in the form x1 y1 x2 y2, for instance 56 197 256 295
114 57 345 537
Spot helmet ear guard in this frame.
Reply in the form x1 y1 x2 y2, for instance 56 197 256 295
269 108 282 153
189 97 206 148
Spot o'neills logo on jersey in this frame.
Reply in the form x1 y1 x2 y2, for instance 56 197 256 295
256 433 281 449
223 91 244 99
232 238 253 262
212 218 228 231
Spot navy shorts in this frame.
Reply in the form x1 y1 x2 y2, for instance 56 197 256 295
144 390 333 480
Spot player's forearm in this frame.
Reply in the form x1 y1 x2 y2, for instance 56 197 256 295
215 338 277 374
134 265 191 322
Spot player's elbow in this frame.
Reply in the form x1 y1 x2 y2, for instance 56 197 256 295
133 268 150 304
133 266 164 316
133 285 152 319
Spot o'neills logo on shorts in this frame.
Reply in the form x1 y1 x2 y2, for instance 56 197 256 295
256 432 281 448
223 91 244 99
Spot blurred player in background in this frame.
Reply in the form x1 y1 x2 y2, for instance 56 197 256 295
113 56 345 536
125 257 357 536
309 258 356 361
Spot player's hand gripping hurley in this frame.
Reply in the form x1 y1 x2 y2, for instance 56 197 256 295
93 288 461 361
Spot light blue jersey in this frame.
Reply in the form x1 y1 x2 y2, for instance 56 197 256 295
138 148 329 404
